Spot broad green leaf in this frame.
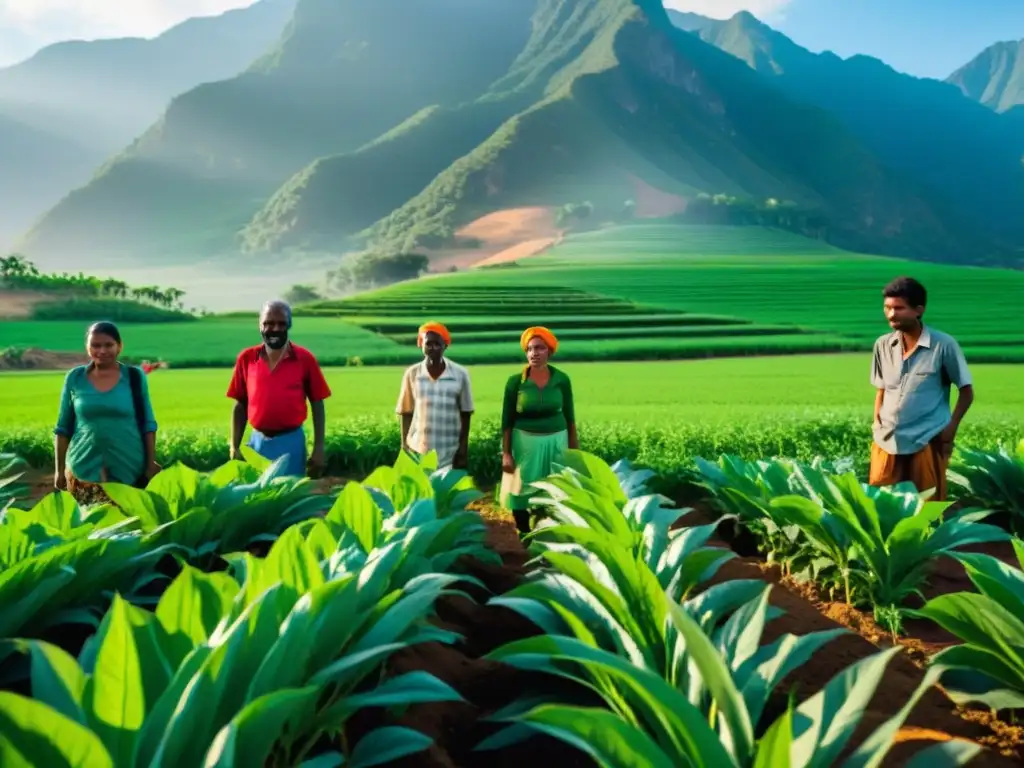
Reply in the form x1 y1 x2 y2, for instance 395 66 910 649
913 593 1024 658
511 705 675 768
252 526 325 608
900 739 982 767
327 482 383 554
789 647 899 768
143 464 202 517
929 645 1024 710
666 601 755 758
203 686 320 768
23 640 87 724
556 450 629 505
156 564 239 655
349 726 435 768
85 595 146 767
99 485 171 530
0 692 113 768
754 701 793 768
239 446 272 471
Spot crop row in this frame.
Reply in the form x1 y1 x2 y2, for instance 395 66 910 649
0 449 497 765
4 416 1020 495
3 442 1020 764
483 449 1024 763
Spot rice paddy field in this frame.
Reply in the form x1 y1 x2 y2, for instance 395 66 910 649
4 224 1023 365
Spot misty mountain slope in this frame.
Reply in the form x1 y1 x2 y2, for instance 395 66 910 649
0 0 297 249
258 0 969 261
672 11 1024 247
17 0 537 263
948 39 1024 113
241 0 638 252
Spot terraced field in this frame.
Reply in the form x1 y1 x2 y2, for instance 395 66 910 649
5 224 1023 366
301 223 1024 363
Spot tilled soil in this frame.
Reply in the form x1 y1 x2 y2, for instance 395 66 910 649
343 504 1021 766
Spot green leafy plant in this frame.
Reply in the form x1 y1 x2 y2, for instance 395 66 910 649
911 538 1024 713
0 453 29 513
947 441 1024 535
0 518 471 766
480 602 978 766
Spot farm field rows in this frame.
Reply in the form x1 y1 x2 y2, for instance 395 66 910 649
3 356 1021 485
1 443 1022 765
5 224 1024 366
303 224 1024 363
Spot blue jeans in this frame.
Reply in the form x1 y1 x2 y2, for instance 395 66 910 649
247 427 306 477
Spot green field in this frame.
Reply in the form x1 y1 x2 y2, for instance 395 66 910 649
3 355 1020 485
4 224 1023 366
324 224 1023 358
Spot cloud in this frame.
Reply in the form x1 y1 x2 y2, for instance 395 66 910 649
0 0 254 63
663 0 792 21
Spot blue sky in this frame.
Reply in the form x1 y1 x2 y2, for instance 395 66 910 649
668 0 1024 78
0 0 1021 78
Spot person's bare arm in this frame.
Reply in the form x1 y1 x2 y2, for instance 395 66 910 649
230 400 247 457
567 422 579 450
144 432 157 466
951 385 975 427
54 435 70 489
400 414 413 451
310 400 326 454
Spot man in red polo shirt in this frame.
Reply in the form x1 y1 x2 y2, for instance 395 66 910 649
226 299 332 477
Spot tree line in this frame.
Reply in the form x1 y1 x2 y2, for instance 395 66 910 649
0 254 189 311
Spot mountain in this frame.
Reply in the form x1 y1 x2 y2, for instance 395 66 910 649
17 0 537 263
0 0 296 250
669 11 1024 254
244 0 974 261
19 0 996 266
948 39 1024 113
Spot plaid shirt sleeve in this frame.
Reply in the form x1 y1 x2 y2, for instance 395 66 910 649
396 367 415 414
458 367 475 413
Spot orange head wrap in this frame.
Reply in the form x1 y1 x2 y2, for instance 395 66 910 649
417 321 451 347
520 326 558 355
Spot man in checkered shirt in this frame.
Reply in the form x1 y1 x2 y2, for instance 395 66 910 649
396 322 475 469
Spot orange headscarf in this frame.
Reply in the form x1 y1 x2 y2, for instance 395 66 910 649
520 326 558 354
417 321 451 347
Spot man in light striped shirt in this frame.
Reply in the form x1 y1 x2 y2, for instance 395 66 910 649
396 322 474 470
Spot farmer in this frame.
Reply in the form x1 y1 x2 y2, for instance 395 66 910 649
53 321 160 504
869 277 974 500
499 326 579 535
396 321 474 470
226 299 332 477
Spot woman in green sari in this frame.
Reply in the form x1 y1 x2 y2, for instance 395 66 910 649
499 326 579 534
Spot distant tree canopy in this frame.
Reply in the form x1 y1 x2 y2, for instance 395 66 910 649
678 194 830 235
1 253 190 311
283 284 324 305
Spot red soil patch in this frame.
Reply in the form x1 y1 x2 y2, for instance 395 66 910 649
421 207 564 271
627 173 690 218
340 498 1020 765
683 503 1023 760
0 347 88 371
0 289 56 319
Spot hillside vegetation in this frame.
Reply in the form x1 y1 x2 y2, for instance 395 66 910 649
16 0 1012 270
0 0 296 250
0 254 193 322
252 0 978 263
17 0 536 261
